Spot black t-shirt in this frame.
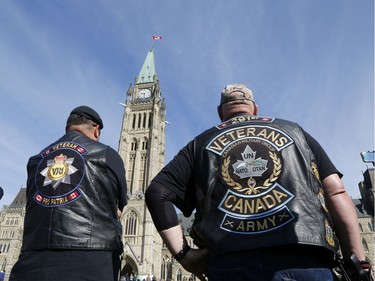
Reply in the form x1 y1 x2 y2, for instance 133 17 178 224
145 126 341 231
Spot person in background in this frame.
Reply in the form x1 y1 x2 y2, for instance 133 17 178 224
145 84 369 281
10 106 127 281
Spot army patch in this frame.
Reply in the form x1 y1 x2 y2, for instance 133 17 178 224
33 141 87 207
206 125 296 234
221 206 295 234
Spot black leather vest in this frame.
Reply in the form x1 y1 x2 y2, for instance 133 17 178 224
22 130 122 252
190 115 339 254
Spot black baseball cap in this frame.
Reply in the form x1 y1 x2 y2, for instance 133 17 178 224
70 106 103 129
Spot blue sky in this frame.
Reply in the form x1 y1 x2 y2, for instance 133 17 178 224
0 0 373 208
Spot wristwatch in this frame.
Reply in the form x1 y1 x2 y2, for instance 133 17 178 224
174 244 191 261
359 259 371 270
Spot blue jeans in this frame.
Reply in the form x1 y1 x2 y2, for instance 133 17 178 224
207 248 335 281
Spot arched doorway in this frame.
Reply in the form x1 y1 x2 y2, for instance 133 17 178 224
120 255 138 279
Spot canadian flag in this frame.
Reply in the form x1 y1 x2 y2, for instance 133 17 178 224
152 35 163 40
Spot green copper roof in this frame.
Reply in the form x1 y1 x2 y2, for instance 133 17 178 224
136 49 157 84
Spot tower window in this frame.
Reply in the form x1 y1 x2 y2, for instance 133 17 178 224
131 139 137 151
132 114 136 129
142 140 148 150
124 211 138 236
368 222 374 232
362 238 369 252
138 113 141 128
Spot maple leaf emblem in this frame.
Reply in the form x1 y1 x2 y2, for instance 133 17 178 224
232 145 268 179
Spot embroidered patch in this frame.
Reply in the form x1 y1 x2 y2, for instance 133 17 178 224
206 125 296 234
33 142 87 207
221 206 295 234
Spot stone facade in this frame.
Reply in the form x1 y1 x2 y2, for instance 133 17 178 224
0 188 26 279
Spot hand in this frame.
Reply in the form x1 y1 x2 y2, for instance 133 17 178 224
179 248 210 279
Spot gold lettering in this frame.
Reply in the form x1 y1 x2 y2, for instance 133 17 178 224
246 221 255 231
224 195 236 209
263 194 276 209
273 189 288 203
218 136 230 147
246 127 256 136
237 221 245 231
208 140 223 152
257 129 268 139
257 219 268 230
42 198 50 205
51 197 68 205
267 130 281 143
232 198 243 213
222 188 290 215
255 198 266 212
275 136 288 147
244 198 255 214
267 216 276 226
236 129 245 138
225 131 236 141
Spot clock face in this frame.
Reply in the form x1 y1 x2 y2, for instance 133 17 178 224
139 89 151 99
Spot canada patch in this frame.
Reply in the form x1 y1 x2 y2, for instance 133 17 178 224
33 142 87 207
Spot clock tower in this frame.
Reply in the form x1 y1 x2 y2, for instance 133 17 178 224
118 49 166 278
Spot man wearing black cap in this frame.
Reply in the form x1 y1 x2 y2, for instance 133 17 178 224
10 106 127 281
145 84 368 281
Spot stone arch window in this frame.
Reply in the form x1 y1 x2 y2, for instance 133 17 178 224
148 114 152 128
138 113 142 128
124 210 138 236
132 113 136 129
176 268 182 281
131 139 138 151
142 138 148 150
362 238 369 252
1 258 6 271
143 113 147 128
161 257 172 281
359 223 363 232
368 222 374 232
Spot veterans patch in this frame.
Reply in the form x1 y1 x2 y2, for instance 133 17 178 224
33 141 87 207
206 125 296 234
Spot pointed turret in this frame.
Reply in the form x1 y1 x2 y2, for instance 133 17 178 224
136 49 157 84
